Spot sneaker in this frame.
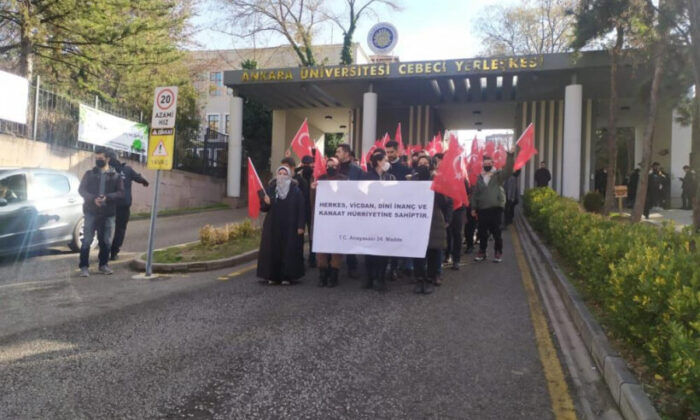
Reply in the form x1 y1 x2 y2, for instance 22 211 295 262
493 252 502 263
281 280 291 285
451 262 460 270
79 267 90 277
98 265 113 275
110 253 118 261
474 252 486 262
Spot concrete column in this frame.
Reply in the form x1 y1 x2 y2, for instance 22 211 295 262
547 100 555 177
227 96 243 197
520 102 527 193
563 84 583 200
557 100 564 194
634 126 644 168
671 108 692 206
271 110 287 174
408 106 414 145
424 106 431 143
583 99 593 194
362 91 378 155
528 101 537 190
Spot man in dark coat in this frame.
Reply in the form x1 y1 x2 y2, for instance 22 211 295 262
627 168 640 208
680 165 696 210
256 166 306 285
106 151 149 261
77 146 124 277
334 143 363 278
594 167 607 195
534 161 551 187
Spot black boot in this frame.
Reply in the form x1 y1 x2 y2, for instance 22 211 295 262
423 278 435 294
413 278 425 294
363 273 374 289
318 268 328 287
328 268 339 288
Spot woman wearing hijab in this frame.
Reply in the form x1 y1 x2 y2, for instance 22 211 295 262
256 166 306 285
411 155 452 294
362 149 396 292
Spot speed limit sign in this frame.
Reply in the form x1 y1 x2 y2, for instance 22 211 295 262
151 86 178 129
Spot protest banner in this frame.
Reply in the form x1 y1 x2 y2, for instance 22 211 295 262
312 180 434 258
78 104 148 154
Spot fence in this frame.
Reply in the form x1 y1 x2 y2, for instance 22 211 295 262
0 79 225 178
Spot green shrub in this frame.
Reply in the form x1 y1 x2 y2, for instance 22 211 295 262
523 188 700 416
582 191 605 213
199 220 259 246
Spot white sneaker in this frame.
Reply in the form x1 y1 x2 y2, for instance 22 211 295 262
79 267 90 277
98 265 113 275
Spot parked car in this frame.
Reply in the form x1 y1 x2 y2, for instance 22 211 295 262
0 168 91 257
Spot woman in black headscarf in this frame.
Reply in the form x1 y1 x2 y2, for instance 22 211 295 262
256 166 306 285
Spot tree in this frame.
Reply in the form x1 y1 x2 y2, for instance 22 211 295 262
219 0 324 66
473 0 576 56
570 0 631 214
240 59 272 175
324 0 401 65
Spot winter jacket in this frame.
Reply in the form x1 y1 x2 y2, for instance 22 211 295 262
388 159 412 180
363 169 396 181
339 160 364 180
78 167 125 217
534 168 551 187
471 153 514 211
113 161 148 207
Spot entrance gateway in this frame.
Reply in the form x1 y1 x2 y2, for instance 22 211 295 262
222 51 691 204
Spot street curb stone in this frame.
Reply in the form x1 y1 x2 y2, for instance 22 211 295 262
518 215 660 420
130 248 258 273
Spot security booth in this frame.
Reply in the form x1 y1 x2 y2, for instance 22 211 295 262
223 51 692 206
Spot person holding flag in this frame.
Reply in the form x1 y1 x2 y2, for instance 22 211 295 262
310 157 346 288
256 166 306 285
470 151 515 263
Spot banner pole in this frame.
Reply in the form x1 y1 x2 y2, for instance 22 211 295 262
145 169 162 277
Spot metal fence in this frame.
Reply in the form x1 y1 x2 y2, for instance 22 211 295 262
0 79 226 177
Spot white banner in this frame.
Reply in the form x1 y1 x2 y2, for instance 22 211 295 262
78 104 148 154
312 180 435 258
0 70 29 124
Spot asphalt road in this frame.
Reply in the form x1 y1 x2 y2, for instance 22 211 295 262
0 225 560 419
0 208 249 286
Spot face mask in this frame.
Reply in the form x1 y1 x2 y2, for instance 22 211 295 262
483 165 492 172
326 167 337 176
416 165 430 180
381 161 391 172
302 167 313 177
96 159 106 168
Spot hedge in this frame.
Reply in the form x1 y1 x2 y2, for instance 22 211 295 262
523 187 700 417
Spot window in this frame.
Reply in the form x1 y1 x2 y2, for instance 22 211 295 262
225 114 230 135
33 173 70 198
207 114 220 132
209 72 223 96
0 174 27 203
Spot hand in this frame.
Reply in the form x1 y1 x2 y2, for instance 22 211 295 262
94 196 105 207
297 228 305 235
311 181 318 189
143 181 149 187
471 210 477 218
263 195 271 205
285 149 291 158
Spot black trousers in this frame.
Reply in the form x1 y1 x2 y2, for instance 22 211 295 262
446 208 465 263
111 205 130 256
464 206 477 249
477 207 503 254
365 255 388 281
504 200 517 226
682 190 694 209
413 249 442 280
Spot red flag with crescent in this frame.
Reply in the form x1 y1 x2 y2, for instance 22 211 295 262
514 123 537 171
247 157 265 219
431 133 469 209
290 119 314 159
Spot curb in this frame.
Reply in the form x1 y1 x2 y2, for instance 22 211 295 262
130 247 258 273
517 215 660 420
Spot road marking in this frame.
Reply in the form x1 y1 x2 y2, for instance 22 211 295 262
219 264 256 280
511 229 577 420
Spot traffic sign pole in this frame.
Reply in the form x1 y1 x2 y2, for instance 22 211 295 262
145 169 161 277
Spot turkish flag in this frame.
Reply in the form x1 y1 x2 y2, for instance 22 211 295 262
514 123 537 171
313 154 327 180
380 133 391 148
493 143 507 169
290 119 314 159
426 133 443 156
360 152 368 172
467 154 481 188
395 123 406 155
485 140 495 157
247 157 265 219
431 133 469 209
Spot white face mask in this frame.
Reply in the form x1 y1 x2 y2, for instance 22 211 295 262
381 161 391 172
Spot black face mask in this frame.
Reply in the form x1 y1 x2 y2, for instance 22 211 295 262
416 166 430 180
96 159 107 168
326 167 337 177
302 166 313 177
483 165 492 172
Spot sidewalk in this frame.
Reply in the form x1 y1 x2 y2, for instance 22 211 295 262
643 208 693 230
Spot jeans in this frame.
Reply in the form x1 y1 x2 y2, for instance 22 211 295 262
477 207 503 254
111 205 130 256
79 213 115 268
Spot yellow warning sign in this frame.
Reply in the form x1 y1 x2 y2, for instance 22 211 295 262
148 128 174 170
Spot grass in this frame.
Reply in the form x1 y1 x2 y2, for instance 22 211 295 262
131 203 230 220
147 231 260 264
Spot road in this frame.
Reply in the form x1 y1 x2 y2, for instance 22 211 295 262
0 219 565 419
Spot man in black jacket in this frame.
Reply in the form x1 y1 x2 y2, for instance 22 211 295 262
78 147 125 277
107 151 149 261
534 161 552 187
